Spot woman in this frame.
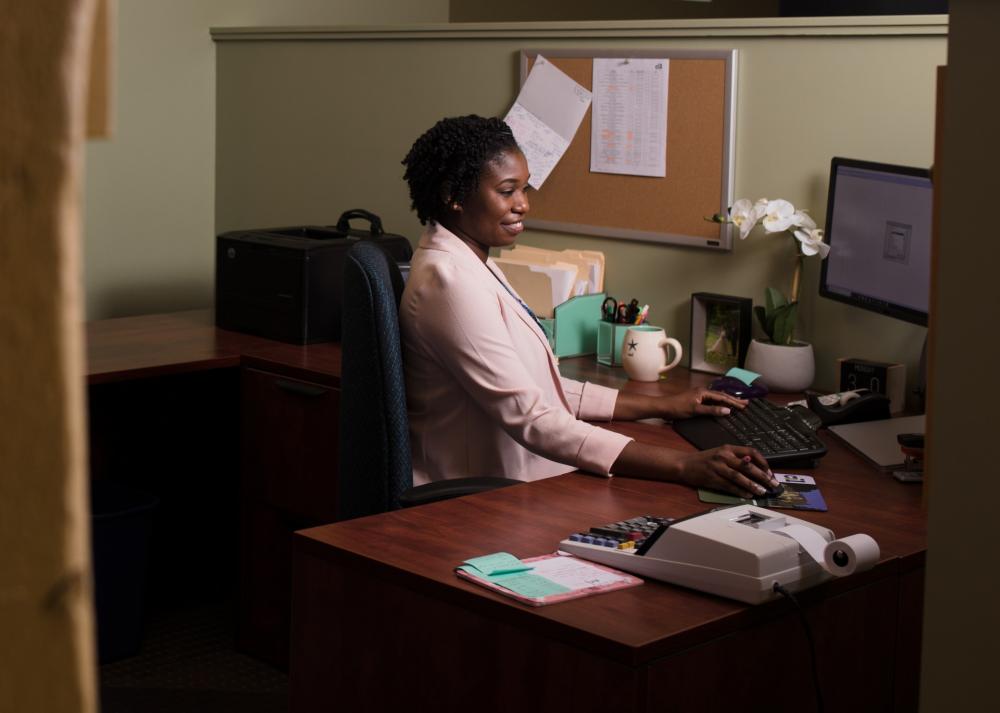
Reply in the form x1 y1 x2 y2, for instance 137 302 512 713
399 115 775 498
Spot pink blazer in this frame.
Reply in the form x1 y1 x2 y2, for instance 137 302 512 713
399 223 633 485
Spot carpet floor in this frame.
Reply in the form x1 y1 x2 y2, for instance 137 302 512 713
99 603 287 713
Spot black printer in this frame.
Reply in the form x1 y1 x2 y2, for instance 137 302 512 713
215 210 412 344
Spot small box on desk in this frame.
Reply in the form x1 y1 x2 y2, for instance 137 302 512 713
838 357 906 414
537 293 607 358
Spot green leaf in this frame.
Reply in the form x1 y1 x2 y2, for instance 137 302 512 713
764 287 787 314
772 302 799 345
754 305 768 337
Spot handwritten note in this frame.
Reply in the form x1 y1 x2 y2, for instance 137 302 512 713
504 55 592 189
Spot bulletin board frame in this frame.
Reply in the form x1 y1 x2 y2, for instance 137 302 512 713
519 49 738 251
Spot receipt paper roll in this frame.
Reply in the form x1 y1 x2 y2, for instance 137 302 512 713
775 525 880 577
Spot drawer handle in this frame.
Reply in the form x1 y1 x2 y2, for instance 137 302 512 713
274 379 328 398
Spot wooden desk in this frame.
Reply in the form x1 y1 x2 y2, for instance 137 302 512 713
87 309 343 667
87 310 926 706
289 377 926 712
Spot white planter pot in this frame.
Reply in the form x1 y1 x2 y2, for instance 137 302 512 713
744 339 815 393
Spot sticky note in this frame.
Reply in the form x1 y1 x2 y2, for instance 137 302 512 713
725 367 761 386
461 552 532 577
489 572 570 598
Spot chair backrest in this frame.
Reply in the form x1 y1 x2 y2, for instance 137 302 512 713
338 241 412 520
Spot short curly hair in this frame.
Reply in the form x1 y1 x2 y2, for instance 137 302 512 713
402 115 520 225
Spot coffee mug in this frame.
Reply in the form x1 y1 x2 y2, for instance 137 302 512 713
621 326 683 382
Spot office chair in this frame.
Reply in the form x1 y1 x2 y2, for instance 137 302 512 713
338 241 516 521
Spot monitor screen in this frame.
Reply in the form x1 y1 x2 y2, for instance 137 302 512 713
819 157 932 327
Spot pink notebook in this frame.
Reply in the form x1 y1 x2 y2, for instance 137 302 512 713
455 553 642 607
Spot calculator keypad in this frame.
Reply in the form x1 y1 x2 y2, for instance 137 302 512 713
566 515 674 550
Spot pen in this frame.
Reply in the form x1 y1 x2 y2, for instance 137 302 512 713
635 305 649 324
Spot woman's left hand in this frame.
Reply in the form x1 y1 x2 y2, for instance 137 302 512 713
656 388 747 420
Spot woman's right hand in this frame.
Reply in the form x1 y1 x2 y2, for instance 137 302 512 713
673 445 776 499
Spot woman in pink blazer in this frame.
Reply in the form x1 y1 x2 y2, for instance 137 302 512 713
399 116 775 498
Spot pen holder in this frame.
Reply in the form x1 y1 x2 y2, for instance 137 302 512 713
596 321 631 367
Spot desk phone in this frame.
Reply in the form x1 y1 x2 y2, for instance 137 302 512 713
559 506 879 604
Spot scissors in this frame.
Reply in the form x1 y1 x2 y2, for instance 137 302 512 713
601 296 618 323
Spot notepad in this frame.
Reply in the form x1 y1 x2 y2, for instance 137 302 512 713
456 552 642 606
828 415 925 470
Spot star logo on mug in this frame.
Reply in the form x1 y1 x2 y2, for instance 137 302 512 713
627 339 638 354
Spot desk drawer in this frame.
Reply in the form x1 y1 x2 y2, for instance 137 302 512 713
240 367 340 521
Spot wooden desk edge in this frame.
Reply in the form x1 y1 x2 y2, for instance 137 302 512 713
292 516 907 668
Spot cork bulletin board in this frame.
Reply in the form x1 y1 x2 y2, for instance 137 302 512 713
520 49 737 251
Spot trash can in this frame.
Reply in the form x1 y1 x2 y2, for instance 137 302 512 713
90 479 159 664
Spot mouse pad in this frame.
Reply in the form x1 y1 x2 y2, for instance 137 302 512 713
698 473 828 512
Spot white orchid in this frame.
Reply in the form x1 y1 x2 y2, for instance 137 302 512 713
792 210 816 230
706 197 832 345
761 199 796 232
794 228 830 258
728 198 765 240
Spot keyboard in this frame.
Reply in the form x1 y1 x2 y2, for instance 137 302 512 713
673 398 827 467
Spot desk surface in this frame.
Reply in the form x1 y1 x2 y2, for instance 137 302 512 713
86 308 342 385
295 423 925 667
291 373 926 711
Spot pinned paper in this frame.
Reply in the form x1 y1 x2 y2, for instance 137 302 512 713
504 55 592 189
591 57 669 178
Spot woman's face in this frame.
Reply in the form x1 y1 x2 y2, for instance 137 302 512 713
446 149 530 261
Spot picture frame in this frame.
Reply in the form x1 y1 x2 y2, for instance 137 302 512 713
689 292 752 374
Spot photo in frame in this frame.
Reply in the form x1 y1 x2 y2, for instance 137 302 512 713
689 292 752 374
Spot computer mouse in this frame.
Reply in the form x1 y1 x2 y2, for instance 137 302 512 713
709 375 769 399
759 482 785 499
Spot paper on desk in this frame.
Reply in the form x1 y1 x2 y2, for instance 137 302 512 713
495 257 577 309
488 572 570 598
493 258 581 319
460 552 533 577
504 55 592 189
528 553 635 589
500 246 600 296
591 57 669 178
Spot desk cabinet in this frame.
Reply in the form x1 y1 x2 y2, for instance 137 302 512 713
238 366 340 668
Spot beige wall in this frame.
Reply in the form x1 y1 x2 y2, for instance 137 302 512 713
82 0 448 320
920 1 1000 709
214 18 945 398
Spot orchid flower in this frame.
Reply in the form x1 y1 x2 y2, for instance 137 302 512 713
762 199 796 232
794 228 830 258
728 198 764 240
708 196 832 345
792 210 816 230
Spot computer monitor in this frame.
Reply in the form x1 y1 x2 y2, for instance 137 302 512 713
819 157 933 327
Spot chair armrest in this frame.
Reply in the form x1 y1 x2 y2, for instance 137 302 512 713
398 477 519 508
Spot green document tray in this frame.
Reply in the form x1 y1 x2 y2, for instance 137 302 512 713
538 292 606 358
595 321 632 367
